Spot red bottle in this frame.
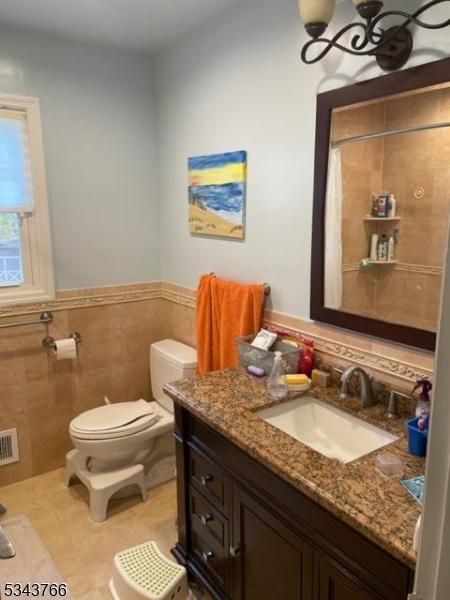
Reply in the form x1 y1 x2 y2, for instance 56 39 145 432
299 347 314 377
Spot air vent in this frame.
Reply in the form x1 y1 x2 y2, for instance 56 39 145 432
0 428 19 466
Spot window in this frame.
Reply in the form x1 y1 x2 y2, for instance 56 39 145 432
0 94 54 305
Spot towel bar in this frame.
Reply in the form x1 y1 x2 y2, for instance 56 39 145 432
0 311 53 331
208 273 270 296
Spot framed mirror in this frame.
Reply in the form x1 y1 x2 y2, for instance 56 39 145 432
311 58 450 351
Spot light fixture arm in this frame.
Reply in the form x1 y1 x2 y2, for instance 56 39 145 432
301 0 450 71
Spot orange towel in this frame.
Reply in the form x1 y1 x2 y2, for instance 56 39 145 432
196 274 264 374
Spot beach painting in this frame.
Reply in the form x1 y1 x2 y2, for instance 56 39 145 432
188 150 246 239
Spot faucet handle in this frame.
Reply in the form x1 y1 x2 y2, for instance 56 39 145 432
332 366 345 382
387 389 411 419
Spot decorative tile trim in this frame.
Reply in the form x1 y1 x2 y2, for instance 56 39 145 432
0 285 162 317
396 263 443 276
0 279 434 383
264 314 434 383
342 262 442 276
342 263 360 272
161 287 196 309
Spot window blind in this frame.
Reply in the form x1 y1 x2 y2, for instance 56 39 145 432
0 110 33 213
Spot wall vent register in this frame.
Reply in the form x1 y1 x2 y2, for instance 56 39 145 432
0 428 19 466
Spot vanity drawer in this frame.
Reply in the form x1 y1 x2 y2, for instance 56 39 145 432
191 521 229 591
189 448 228 515
190 485 227 547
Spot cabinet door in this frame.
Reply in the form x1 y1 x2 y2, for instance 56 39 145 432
232 487 313 600
318 554 383 600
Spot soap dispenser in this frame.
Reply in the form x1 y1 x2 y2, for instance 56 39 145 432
267 351 288 400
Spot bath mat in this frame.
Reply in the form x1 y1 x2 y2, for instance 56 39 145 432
0 514 71 598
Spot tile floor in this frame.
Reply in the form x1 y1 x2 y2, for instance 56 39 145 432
0 470 210 599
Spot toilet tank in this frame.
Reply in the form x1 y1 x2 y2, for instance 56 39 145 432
150 339 197 414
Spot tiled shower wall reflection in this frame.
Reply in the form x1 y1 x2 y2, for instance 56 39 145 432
335 85 450 331
0 284 165 486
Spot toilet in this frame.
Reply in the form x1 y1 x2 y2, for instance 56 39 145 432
66 339 197 519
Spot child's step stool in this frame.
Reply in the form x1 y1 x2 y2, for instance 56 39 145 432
110 541 193 600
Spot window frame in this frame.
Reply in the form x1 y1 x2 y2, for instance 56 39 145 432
0 93 54 306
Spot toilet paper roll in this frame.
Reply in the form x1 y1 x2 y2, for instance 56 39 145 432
54 338 77 360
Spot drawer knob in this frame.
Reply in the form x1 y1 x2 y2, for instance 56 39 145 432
200 513 213 526
230 544 241 557
202 550 214 562
200 474 213 486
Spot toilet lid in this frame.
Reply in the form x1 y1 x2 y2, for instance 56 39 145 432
70 399 159 439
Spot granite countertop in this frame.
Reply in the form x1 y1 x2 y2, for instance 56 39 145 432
165 366 425 568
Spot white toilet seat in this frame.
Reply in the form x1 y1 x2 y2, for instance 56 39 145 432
70 400 171 441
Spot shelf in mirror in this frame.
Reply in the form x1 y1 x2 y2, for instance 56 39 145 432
363 216 401 222
363 259 397 265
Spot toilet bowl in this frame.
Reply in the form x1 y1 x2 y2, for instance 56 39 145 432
68 339 197 489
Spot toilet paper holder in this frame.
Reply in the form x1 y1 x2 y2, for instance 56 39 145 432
42 332 82 350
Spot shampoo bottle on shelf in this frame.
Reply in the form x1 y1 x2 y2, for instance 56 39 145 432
370 234 379 261
388 236 395 261
267 351 288 400
377 235 388 261
388 194 397 218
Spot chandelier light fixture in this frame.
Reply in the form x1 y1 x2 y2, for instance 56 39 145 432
298 0 450 71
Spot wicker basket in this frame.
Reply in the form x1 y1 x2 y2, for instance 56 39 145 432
236 334 299 374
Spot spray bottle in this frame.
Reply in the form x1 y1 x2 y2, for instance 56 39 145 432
412 378 432 430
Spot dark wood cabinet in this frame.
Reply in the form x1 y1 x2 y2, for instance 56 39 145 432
172 405 414 600
232 487 313 600
318 555 383 600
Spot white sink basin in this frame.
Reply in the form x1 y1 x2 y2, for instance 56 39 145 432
256 396 398 463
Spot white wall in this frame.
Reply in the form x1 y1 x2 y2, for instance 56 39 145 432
154 0 449 317
0 25 159 289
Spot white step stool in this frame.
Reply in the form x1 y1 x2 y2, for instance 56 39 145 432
65 449 148 522
110 541 192 600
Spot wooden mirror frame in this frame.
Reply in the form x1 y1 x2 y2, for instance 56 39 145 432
310 57 450 352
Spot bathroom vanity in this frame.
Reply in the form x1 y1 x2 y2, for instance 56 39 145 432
165 368 422 600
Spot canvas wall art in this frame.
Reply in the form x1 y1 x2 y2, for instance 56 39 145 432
188 150 246 239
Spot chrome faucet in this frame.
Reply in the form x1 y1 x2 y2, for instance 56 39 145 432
340 365 376 408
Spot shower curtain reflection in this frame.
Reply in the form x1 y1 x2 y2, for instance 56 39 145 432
324 147 342 310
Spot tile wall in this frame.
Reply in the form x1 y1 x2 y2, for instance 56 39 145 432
0 283 164 487
0 279 436 487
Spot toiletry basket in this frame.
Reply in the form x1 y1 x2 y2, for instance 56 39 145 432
237 334 299 374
